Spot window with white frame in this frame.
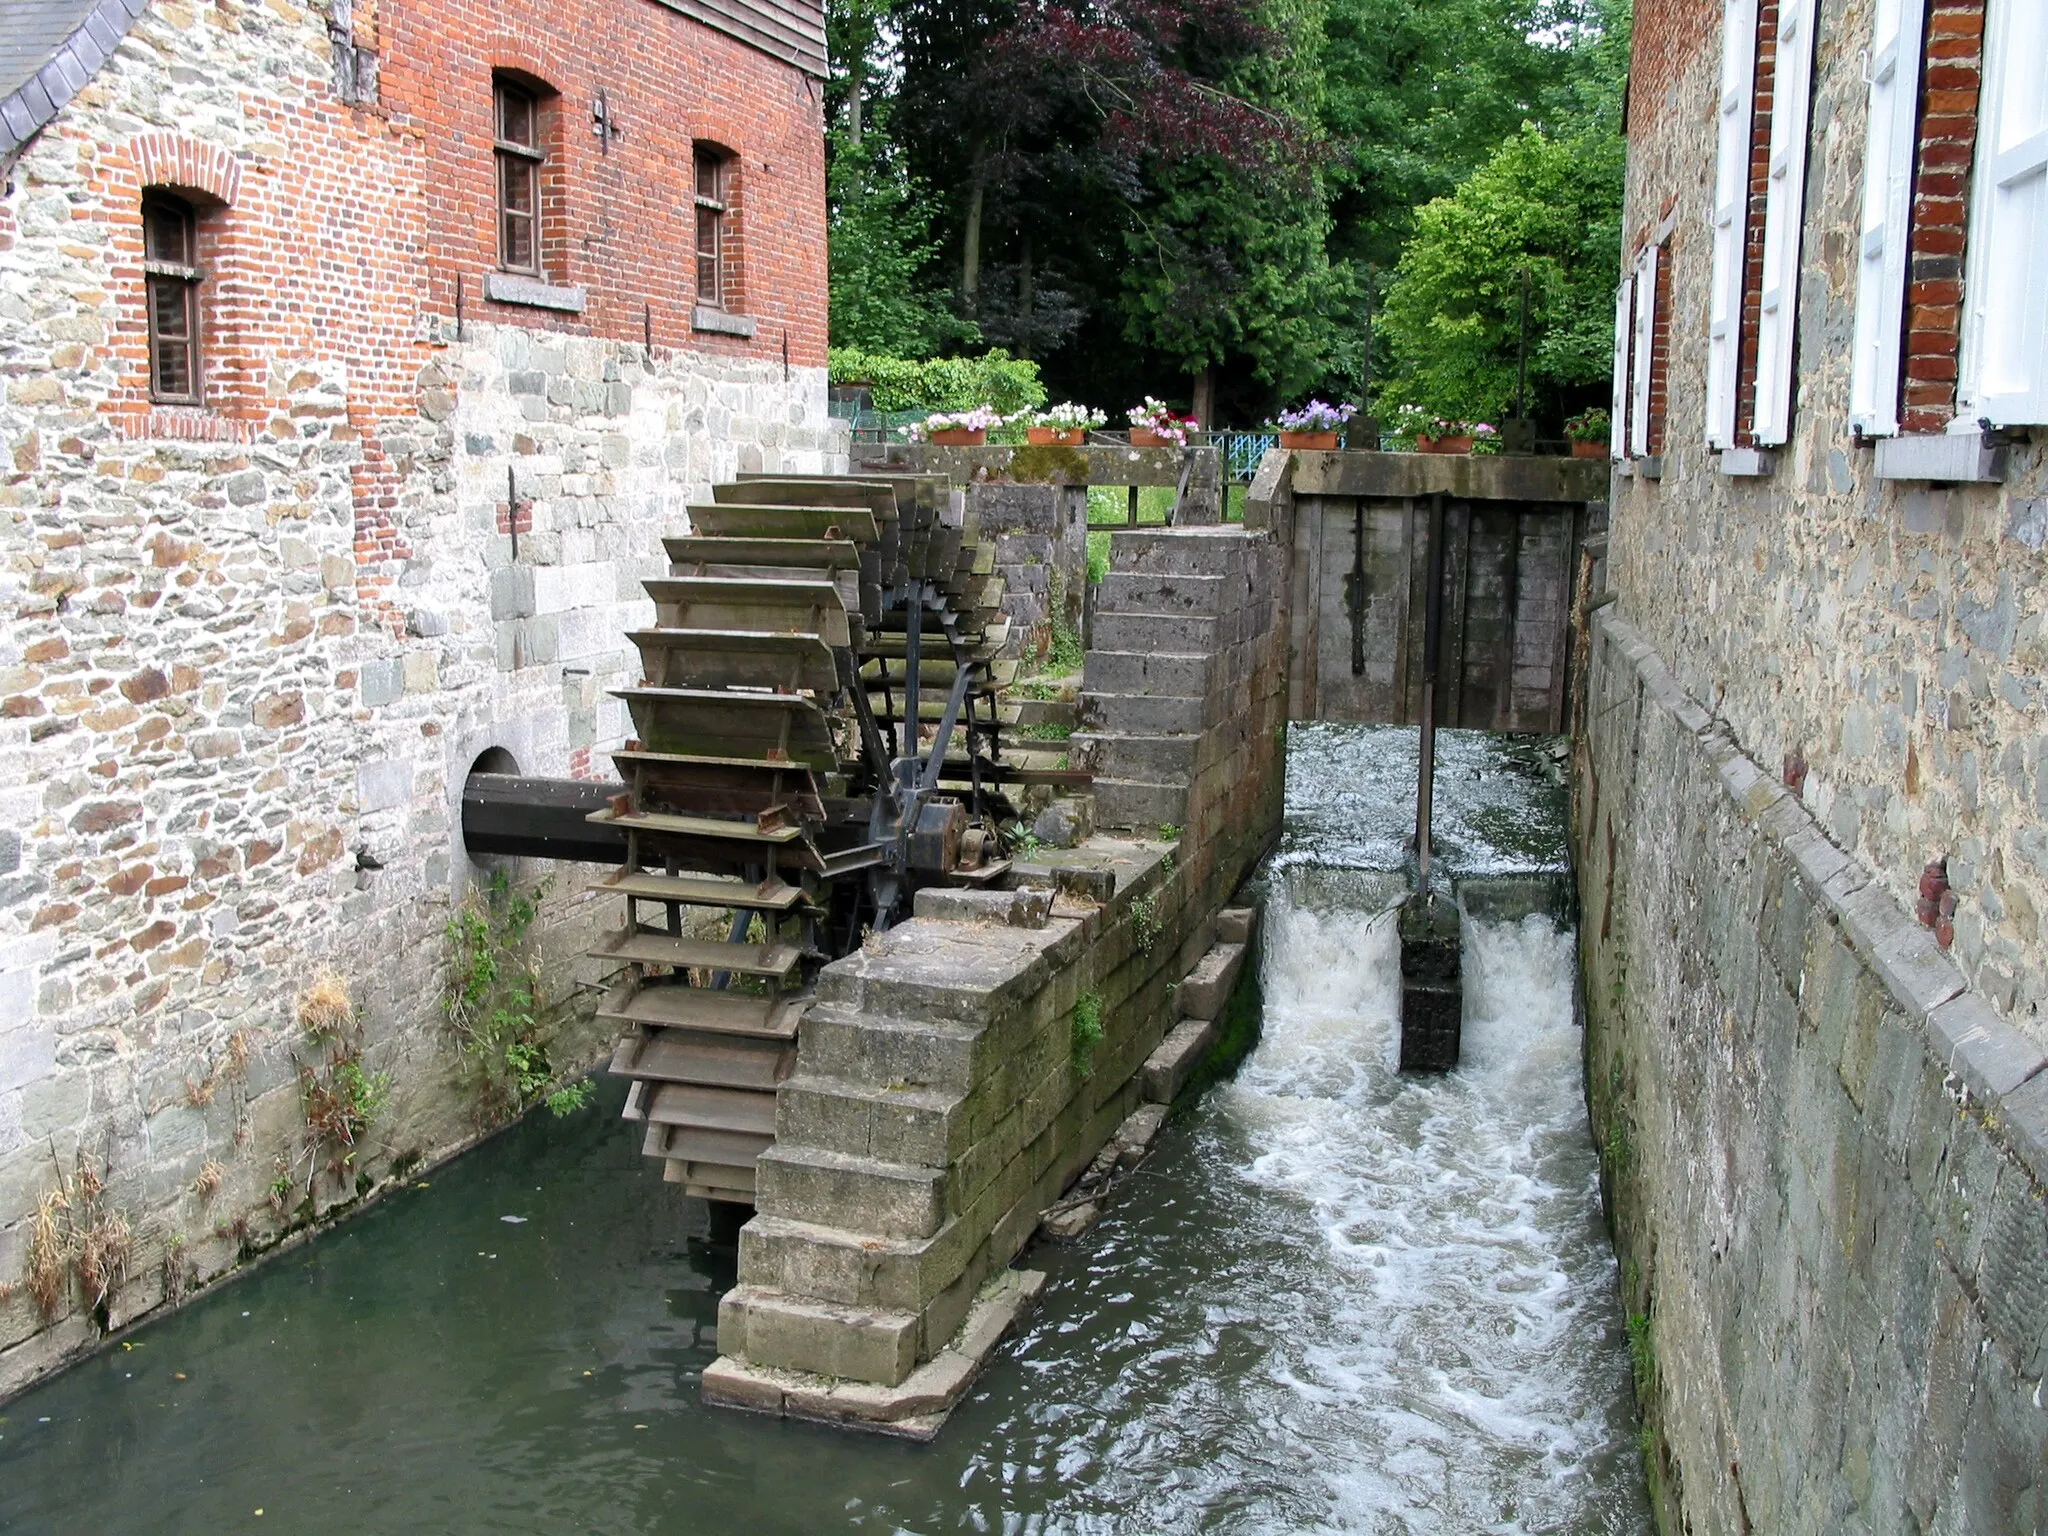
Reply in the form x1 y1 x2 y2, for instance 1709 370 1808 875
1956 0 2047 427
1611 272 1634 459
1630 242 1660 457
1848 0 1926 437
1751 0 1818 446
1706 0 1757 449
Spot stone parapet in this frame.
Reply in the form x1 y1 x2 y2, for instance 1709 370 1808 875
1578 605 2046 1533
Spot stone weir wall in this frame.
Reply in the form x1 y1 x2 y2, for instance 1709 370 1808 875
705 522 1288 1435
0 313 839 1399
1578 606 2047 1533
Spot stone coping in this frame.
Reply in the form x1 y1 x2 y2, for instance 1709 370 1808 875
1593 607 2048 1188
1287 449 1610 503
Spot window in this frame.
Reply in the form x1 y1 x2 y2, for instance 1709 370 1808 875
495 81 544 274
1705 0 1758 448
1847 0 1927 436
1610 271 1634 459
1629 242 1660 457
143 195 201 403
1957 0 2048 427
1750 0 1818 446
695 149 729 309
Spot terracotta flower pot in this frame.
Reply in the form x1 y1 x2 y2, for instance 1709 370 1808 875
1571 439 1607 459
1129 427 1173 447
1027 426 1087 446
1278 430 1340 450
1417 434 1474 455
928 428 987 446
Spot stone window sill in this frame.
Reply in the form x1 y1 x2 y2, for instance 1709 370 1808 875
693 306 757 338
1717 448 1775 478
485 272 587 313
1636 454 1663 480
1873 431 2007 483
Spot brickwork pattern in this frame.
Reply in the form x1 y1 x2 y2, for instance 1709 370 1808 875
1732 0 1781 448
1900 0 1985 434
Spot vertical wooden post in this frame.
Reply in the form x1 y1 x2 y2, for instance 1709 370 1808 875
1415 491 1445 896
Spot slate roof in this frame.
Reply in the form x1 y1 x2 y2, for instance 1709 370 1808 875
1 0 149 160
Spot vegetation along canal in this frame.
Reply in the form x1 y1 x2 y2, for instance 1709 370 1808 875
0 726 1647 1533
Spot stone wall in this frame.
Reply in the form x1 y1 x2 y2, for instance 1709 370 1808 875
1614 0 2048 1047
1578 606 2046 1533
0 0 837 1396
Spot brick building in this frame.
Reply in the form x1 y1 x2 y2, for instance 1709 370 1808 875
0 0 838 1390
1589 0 2046 1526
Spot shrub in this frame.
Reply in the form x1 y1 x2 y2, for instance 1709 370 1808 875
829 347 1047 415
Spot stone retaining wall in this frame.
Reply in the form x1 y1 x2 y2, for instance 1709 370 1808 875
1578 605 2047 1533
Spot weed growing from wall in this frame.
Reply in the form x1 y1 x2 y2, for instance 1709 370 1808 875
1131 893 1163 956
23 1154 135 1329
1071 992 1105 1078
294 970 390 1195
444 870 593 1126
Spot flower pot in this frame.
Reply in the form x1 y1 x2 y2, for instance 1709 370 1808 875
1027 426 1087 446
1129 428 1173 447
929 428 987 447
1417 434 1474 454
1571 439 1607 459
1278 430 1340 450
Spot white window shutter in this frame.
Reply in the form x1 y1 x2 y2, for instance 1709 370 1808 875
1848 0 1925 436
1612 273 1634 458
1630 244 1659 456
1957 0 2048 427
1707 0 1758 449
1752 0 1818 445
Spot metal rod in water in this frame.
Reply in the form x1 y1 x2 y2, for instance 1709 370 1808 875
1415 491 1446 896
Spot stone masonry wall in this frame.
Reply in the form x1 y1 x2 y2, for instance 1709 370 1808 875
1615 0 2048 1047
0 0 836 1396
1578 606 2046 1534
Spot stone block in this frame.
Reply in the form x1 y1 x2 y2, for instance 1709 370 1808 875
1108 527 1254 577
1082 649 1213 698
1087 611 1216 656
1073 733 1200 785
358 659 403 708
1080 692 1205 736
755 1145 947 1240
1176 942 1246 1021
911 887 1052 928
1214 906 1256 944
1095 571 1229 617
718 1285 919 1386
1142 1018 1217 1103
2002 1072 2048 1188
356 758 413 814
1925 993 2047 1102
1030 797 1093 849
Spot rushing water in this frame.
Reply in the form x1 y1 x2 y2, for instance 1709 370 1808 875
0 725 1645 1534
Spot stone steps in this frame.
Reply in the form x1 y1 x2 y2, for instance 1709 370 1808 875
1079 691 1204 736
1091 778 1189 829
1081 649 1215 698
1094 571 1229 616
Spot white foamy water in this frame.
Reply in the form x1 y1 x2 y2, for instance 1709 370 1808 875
955 869 1649 1534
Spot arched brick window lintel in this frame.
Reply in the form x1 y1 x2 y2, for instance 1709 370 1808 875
127 132 243 207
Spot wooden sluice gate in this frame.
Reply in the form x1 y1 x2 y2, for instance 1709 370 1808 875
1399 491 1463 1073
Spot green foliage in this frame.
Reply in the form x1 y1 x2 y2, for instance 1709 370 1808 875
444 872 590 1129
1158 824 1182 842
1131 893 1163 956
829 124 978 357
1070 992 1105 1077
1086 530 1110 586
828 347 1047 414
291 971 389 1192
1375 124 1625 422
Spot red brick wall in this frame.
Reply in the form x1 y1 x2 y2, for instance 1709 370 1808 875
1627 0 1726 136
1900 0 1984 433
1648 232 1676 453
1732 0 1779 448
390 6 826 362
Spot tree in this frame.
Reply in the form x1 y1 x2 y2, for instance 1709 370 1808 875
828 124 979 356
1371 0 1629 423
